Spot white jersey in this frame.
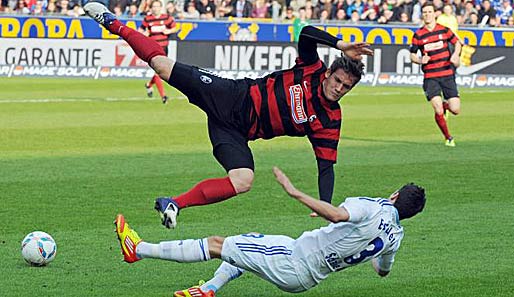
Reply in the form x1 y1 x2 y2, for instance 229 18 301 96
292 197 404 285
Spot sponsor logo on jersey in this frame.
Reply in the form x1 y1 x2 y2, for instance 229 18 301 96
200 75 212 84
289 84 307 124
424 41 444 52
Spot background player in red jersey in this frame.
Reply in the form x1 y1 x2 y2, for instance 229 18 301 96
83 2 373 228
410 2 462 147
139 0 178 104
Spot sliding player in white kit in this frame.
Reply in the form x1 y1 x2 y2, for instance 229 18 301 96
114 167 426 296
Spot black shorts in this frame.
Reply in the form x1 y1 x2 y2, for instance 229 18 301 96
423 76 459 101
167 62 254 172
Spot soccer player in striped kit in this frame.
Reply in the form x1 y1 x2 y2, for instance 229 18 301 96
140 0 177 104
410 2 462 147
114 167 426 296
83 2 373 226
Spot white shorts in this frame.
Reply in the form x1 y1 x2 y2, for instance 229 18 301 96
221 233 313 293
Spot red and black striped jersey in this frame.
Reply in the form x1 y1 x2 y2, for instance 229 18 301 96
246 59 341 163
410 24 459 78
140 13 175 48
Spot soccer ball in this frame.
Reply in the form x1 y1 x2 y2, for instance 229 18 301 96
21 231 57 266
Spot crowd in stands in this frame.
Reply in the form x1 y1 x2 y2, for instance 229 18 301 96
0 0 513 27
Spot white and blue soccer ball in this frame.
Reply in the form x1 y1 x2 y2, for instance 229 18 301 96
21 231 57 266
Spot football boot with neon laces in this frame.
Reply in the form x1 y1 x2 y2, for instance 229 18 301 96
114 214 142 263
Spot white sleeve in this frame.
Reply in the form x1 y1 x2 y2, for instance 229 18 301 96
376 251 396 272
341 198 371 223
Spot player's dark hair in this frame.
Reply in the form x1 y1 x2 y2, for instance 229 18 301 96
422 2 436 10
394 183 426 220
328 55 365 86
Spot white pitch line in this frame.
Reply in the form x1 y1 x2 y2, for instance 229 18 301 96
0 96 186 103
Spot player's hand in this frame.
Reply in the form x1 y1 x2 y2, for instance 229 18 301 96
273 167 299 198
421 53 430 64
340 42 373 61
450 54 460 67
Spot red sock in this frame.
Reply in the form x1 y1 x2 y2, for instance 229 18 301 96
154 75 165 97
435 113 451 140
174 177 237 208
147 75 156 88
108 20 165 63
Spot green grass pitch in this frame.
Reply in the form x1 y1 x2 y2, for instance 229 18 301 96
0 78 513 296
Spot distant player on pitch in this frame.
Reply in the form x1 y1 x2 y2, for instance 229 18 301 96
410 2 462 147
83 2 373 224
114 167 426 296
139 0 177 104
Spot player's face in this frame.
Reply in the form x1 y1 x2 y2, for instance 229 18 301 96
151 2 162 14
422 6 435 24
322 69 356 101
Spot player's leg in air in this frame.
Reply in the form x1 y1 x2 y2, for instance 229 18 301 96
114 215 304 296
84 2 254 228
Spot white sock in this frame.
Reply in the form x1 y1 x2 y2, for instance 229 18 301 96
200 262 244 293
136 239 210 262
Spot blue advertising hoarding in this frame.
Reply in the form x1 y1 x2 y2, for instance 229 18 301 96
1 15 514 47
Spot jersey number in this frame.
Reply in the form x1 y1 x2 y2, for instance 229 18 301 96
343 237 384 265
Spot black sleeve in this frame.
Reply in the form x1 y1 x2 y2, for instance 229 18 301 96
298 26 340 65
317 158 335 204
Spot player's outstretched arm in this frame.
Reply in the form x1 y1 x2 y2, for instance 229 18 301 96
273 167 349 223
298 26 372 64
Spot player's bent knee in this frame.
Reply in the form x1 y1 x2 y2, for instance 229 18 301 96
150 56 174 81
207 236 225 258
228 169 254 194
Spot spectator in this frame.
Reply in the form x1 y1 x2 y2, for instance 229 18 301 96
252 0 269 17
349 9 360 22
197 0 216 17
125 3 140 17
113 4 123 16
304 0 314 19
183 0 200 18
217 0 233 17
363 0 378 14
461 0 478 24
109 0 129 13
346 0 364 17
293 6 309 41
318 8 329 22
361 4 378 21
412 0 427 23
478 0 497 25
231 0 253 17
399 11 409 22
269 0 282 20
46 0 57 13
67 2 83 16
507 15 514 25
314 0 331 19
31 0 44 14
466 10 479 24
283 5 294 19
437 3 459 33
166 1 180 18
334 7 346 20
496 0 513 25
14 0 29 13
331 0 345 19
